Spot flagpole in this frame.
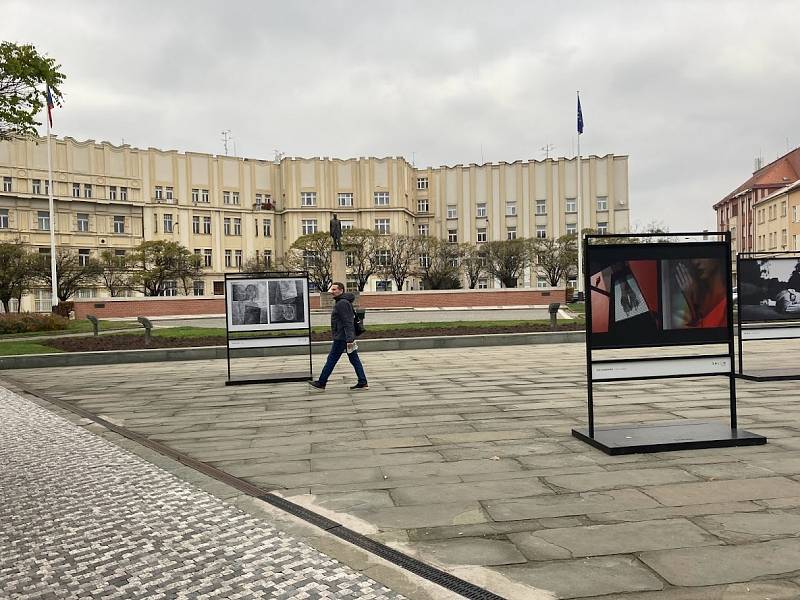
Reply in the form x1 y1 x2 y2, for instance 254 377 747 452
45 106 58 309
576 91 583 297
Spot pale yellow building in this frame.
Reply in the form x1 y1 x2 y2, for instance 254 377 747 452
753 180 800 253
0 136 630 310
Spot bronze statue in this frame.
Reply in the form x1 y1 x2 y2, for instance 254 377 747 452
330 213 342 251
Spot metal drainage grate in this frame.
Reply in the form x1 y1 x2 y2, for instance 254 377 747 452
260 493 507 600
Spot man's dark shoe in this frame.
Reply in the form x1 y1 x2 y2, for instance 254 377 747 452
309 381 326 390
350 382 369 390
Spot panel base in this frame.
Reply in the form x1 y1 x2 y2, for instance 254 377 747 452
226 372 312 386
572 420 766 455
736 368 800 382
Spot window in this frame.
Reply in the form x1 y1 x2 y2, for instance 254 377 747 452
476 203 487 218
566 198 577 213
417 199 429 213
192 189 199 203
72 183 80 198
154 214 158 233
162 280 178 297
233 217 241 236
303 250 317 268
38 211 50 231
477 278 488 289
302 219 317 235
232 191 239 205
419 253 430 268
77 213 89 232
34 289 52 313
120 187 128 201
566 223 577 235
213 281 224 295
203 216 211 234
597 196 608 211
44 180 49 195
0 209 7 228
417 177 428 190
374 191 390 206
341 220 353 230
193 280 205 296
376 280 393 292
203 249 212 267
2 177 11 192
235 249 242 268
376 249 390 266
537 279 549 289
536 199 546 215
447 229 458 243
597 221 608 234
477 228 487 243
32 179 41 195
155 186 163 200
78 249 91 267
192 215 200 234
223 191 230 204
263 218 271 237
506 201 517 216
201 189 209 203
345 251 355 267
418 224 429 237
165 186 174 201
507 227 517 240
224 250 232 268
115 249 126 257
301 191 317 206
163 213 173 233
113 216 125 234
794 206 799 223
109 186 117 200
782 229 788 247
781 201 787 217
447 205 457 219
375 219 390 235
536 225 547 239
264 250 273 268
223 218 231 235
338 192 353 207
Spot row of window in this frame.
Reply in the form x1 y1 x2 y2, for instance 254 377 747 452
757 201 789 224
424 197 609 218
191 248 273 269
757 230 789 250
301 191 392 208
0 209 127 233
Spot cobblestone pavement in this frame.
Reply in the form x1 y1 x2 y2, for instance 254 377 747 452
0 386 406 600
6 339 800 599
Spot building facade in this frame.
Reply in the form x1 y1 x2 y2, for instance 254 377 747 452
0 136 630 310
753 179 800 255
714 147 800 274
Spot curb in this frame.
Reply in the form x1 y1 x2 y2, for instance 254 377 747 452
0 330 585 370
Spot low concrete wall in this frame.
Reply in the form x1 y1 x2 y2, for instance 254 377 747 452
72 287 567 319
0 330 584 370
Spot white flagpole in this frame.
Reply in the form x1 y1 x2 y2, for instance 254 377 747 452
576 91 583 297
45 109 58 309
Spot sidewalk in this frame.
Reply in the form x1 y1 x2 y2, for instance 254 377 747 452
0 385 411 600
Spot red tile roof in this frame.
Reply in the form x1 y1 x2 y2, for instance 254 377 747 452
714 146 800 209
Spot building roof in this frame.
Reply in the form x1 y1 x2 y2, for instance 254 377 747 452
714 146 800 209
756 178 800 206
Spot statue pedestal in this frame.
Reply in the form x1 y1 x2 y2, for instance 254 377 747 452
331 250 347 285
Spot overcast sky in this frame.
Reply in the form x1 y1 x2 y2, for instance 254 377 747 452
2 0 798 231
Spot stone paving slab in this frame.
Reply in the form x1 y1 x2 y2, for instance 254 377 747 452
5 339 800 599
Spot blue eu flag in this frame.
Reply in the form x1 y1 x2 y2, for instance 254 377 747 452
577 95 584 135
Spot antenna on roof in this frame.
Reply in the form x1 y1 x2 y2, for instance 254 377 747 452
221 129 232 156
540 143 555 159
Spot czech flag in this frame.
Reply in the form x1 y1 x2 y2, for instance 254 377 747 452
45 85 55 127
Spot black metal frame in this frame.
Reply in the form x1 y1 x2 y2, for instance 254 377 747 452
573 232 766 454
224 271 313 386
735 251 800 381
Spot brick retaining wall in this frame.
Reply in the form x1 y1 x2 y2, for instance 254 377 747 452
73 288 566 319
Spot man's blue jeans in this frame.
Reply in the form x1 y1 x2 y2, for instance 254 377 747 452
317 339 367 386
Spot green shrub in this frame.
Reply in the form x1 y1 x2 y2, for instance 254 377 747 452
0 313 69 334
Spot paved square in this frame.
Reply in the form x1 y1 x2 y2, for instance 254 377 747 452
5 339 800 599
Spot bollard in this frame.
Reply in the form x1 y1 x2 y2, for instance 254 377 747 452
86 315 99 336
548 302 561 331
137 316 153 345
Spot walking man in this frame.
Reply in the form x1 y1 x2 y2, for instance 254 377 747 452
310 282 368 390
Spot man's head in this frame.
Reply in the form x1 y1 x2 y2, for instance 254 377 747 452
332 213 338 220
331 281 345 298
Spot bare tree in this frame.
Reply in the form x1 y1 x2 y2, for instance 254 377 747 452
380 234 420 291
343 228 382 291
31 248 102 302
98 250 134 297
0 241 35 312
284 232 334 291
533 234 578 286
482 239 530 288
417 237 461 289
460 243 486 289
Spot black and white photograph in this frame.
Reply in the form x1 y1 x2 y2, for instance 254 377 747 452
226 277 310 332
739 257 800 322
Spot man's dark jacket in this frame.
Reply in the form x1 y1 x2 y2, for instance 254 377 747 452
331 292 356 342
